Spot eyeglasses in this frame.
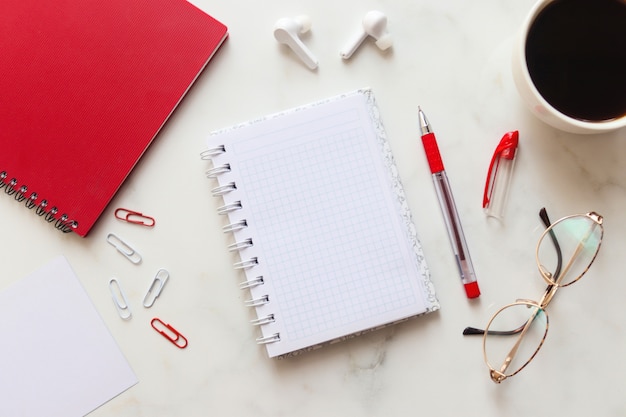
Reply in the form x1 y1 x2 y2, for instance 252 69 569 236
463 208 604 383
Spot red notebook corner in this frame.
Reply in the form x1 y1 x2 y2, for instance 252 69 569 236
0 0 227 236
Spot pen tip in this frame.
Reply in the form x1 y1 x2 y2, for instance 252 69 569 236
418 106 431 134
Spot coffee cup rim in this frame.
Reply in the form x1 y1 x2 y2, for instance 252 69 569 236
517 0 626 133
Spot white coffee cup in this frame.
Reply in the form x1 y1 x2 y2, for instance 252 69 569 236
512 0 626 134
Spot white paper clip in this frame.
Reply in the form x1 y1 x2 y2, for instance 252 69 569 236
109 278 132 320
106 233 142 264
143 268 170 308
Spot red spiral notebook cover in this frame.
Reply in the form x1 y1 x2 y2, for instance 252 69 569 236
0 0 228 236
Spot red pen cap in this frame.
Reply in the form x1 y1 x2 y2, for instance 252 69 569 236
483 131 519 220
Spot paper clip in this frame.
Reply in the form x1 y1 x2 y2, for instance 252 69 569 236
151 318 188 349
114 208 155 227
143 269 170 308
106 233 142 264
109 278 132 320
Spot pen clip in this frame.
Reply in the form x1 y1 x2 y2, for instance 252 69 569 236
151 318 188 349
483 131 519 209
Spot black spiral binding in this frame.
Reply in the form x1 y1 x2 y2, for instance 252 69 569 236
204 146 280 346
0 170 77 233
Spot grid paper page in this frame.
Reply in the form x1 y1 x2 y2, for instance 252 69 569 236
208 90 437 357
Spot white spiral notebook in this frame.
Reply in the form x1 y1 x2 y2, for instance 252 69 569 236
204 89 439 358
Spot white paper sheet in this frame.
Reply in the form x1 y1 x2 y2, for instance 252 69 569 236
0 256 138 416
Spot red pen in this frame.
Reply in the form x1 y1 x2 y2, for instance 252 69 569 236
418 107 480 299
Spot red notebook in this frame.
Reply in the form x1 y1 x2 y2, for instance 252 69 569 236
0 0 227 236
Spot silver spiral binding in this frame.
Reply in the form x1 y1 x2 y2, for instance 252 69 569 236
211 182 236 196
234 257 258 269
250 314 275 326
203 146 280 346
239 276 264 289
217 201 242 215
228 238 253 252
223 220 248 233
244 294 269 307
0 170 78 233
206 163 230 178
256 333 281 345
200 145 226 159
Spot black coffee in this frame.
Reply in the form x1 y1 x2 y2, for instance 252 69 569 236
525 0 626 122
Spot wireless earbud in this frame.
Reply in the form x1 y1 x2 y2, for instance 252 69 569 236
340 10 392 59
274 15 319 70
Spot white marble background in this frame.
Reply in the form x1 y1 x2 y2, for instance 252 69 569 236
1 0 625 416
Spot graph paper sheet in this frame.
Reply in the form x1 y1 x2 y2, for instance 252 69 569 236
206 89 439 358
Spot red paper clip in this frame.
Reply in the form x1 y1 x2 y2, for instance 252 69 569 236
114 208 155 227
151 318 188 349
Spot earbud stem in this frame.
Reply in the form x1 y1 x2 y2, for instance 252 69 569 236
340 31 368 59
287 36 318 69
274 17 318 70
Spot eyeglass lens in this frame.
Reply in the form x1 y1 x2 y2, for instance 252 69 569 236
483 302 548 379
537 215 602 286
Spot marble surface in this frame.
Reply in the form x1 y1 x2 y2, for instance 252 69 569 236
1 0 625 416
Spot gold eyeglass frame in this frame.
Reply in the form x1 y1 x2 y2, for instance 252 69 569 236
470 211 604 384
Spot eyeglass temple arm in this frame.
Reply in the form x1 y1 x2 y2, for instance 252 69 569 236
463 324 524 336
495 305 543 379
540 208 563 280
462 208 562 336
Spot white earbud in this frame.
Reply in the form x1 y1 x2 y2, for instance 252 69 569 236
274 15 319 70
340 10 392 59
